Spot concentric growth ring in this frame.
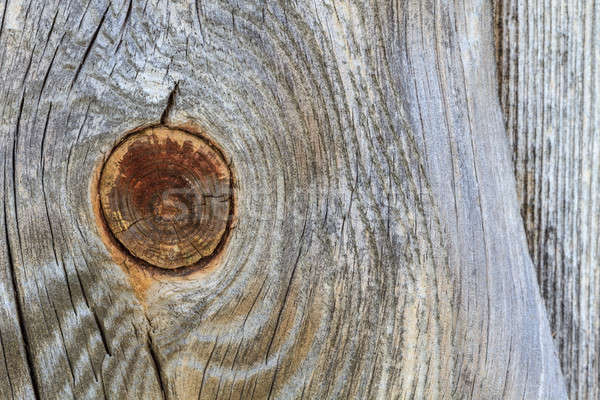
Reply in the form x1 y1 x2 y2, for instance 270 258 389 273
99 126 232 269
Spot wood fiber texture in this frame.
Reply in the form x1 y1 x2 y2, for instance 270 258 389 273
0 0 565 399
495 1 600 398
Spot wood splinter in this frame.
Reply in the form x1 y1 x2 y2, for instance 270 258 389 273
98 126 233 271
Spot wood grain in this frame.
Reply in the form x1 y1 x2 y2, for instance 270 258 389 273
0 0 566 399
495 1 600 398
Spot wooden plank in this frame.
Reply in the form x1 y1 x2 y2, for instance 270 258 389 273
0 0 566 398
495 0 600 398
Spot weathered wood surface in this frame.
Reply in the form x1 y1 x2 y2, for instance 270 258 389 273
495 1 599 398
0 0 566 399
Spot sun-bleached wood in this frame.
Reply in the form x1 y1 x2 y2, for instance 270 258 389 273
495 1 600 398
0 0 566 399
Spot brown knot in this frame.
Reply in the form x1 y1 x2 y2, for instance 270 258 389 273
99 126 232 270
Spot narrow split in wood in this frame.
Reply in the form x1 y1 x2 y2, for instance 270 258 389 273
98 126 233 272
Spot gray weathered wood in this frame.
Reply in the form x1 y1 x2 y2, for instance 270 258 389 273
495 1 599 398
0 0 566 398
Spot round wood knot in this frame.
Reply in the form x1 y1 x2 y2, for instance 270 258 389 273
99 127 232 269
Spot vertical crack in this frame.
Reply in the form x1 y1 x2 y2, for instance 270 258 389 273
146 331 167 400
160 81 179 125
3 92 41 399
